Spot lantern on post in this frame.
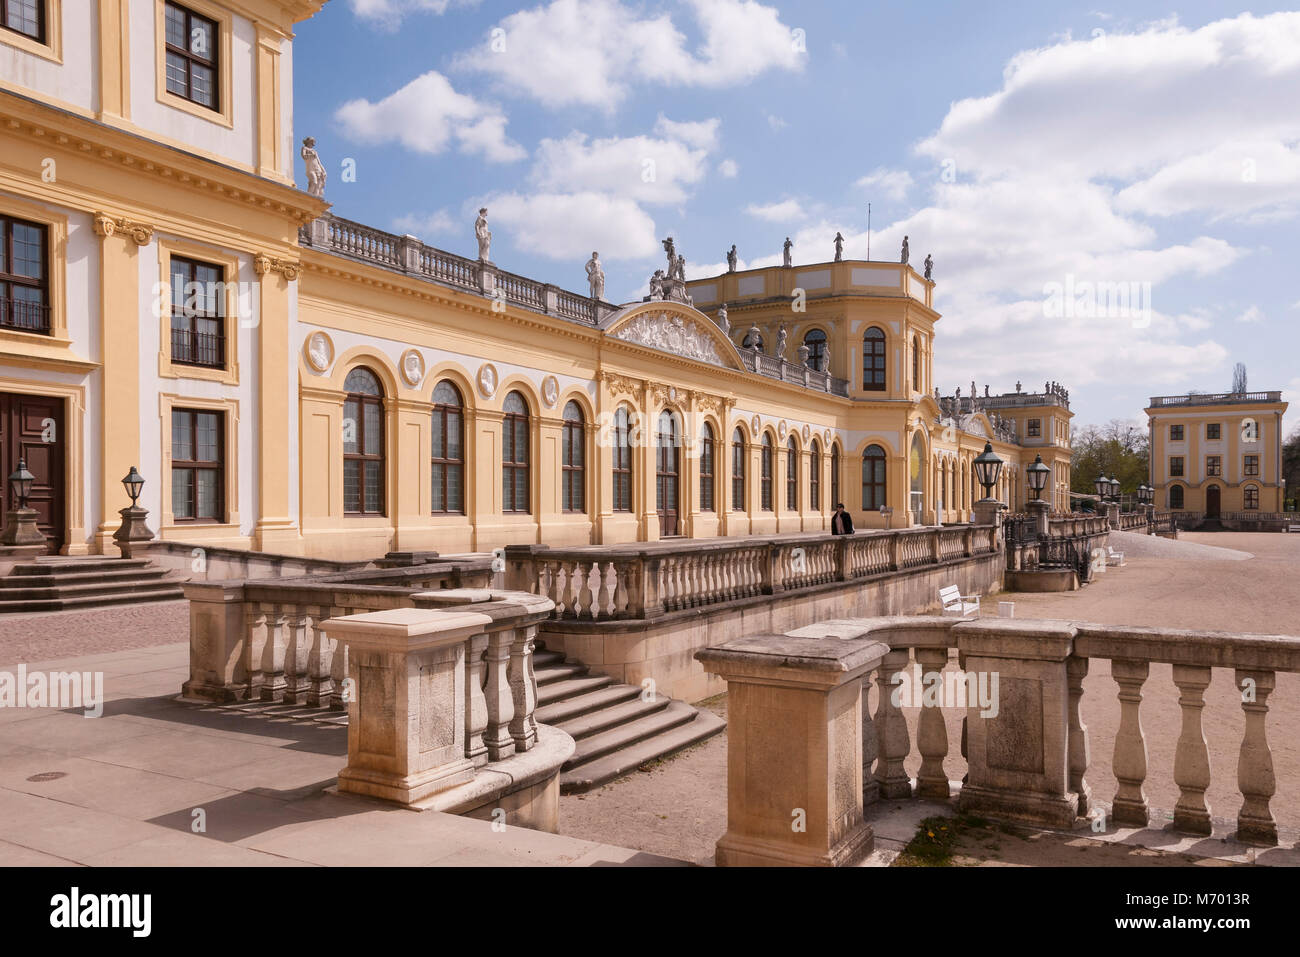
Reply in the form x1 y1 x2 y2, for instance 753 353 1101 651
112 466 155 559
1 459 45 547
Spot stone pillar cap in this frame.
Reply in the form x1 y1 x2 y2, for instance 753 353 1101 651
697 635 889 688
322 608 495 653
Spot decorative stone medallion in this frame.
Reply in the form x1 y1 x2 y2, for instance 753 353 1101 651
668 385 678 403
542 375 560 408
478 363 498 399
750 414 761 435
304 331 334 373
802 425 811 444
824 429 831 445
400 349 425 387
778 420 788 441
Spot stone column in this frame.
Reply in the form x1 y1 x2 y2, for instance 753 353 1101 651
324 607 494 806
180 581 249 703
1027 499 1050 537
955 619 1080 828
697 633 889 867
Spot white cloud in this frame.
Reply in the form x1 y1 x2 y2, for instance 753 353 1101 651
1235 305 1264 323
717 158 739 178
745 198 805 222
765 112 788 131
453 0 803 110
348 0 478 30
392 209 457 238
1117 140 1300 220
855 167 914 202
335 71 525 162
653 114 720 152
483 191 659 261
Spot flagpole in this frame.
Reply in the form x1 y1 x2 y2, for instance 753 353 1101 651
867 202 871 260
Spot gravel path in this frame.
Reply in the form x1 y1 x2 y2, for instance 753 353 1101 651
0 601 189 667
1108 529 1253 561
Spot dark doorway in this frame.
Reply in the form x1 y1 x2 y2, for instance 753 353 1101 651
0 392 65 553
1206 484 1221 518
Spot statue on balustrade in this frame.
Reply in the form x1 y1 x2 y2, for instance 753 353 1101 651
475 208 492 262
716 303 730 333
783 237 793 267
649 269 665 300
727 245 738 272
834 232 844 261
924 254 933 280
900 235 909 264
301 137 327 198
777 324 788 358
585 251 605 300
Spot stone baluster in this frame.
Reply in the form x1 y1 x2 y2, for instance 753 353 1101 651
594 560 612 619
282 610 312 705
1234 668 1277 845
1066 655 1092 818
260 604 287 701
915 646 950 799
464 632 489 767
1111 658 1150 826
1171 664 1213 834
306 604 336 707
328 607 353 710
862 667 880 806
483 630 516 760
244 602 268 700
577 561 594 618
874 648 912 798
508 626 539 752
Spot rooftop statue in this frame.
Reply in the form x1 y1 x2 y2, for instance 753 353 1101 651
716 303 730 333
777 324 788 357
585 251 605 300
923 254 933 280
834 232 845 262
475 208 491 262
649 269 665 300
301 137 326 199
727 245 738 272
783 237 793 267
900 235 909 265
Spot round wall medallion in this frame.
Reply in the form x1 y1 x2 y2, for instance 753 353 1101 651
750 414 761 435
477 363 498 399
542 375 560 408
778 420 788 441
304 331 334 372
802 425 811 443
668 385 678 403
823 429 831 445
400 349 425 387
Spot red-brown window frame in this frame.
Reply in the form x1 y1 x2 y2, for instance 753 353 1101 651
171 407 224 523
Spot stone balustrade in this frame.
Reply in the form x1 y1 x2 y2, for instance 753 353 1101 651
699 615 1300 865
504 526 1000 623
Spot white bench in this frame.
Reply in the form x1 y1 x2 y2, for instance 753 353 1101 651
939 585 980 618
1286 523 1300 533
1106 546 1126 566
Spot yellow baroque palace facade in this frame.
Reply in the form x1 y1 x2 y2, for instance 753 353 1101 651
0 0 1072 562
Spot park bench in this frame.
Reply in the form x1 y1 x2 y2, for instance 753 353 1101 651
1286 523 1300 533
939 585 981 619
1106 546 1126 566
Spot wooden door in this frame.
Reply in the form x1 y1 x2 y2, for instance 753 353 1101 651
656 412 680 537
1206 484 1221 518
0 393 65 553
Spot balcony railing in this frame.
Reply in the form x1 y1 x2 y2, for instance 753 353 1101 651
1150 391 1283 407
0 296 51 334
171 328 225 369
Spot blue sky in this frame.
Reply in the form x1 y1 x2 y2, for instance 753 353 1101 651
292 1 1300 437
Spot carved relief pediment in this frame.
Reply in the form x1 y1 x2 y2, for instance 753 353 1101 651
610 311 725 366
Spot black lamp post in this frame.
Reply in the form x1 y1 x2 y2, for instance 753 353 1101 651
1109 476 1121 503
1028 455 1051 502
112 466 155 558
1 459 45 547
973 442 1004 502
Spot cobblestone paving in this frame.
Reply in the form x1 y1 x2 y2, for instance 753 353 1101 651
0 600 189 666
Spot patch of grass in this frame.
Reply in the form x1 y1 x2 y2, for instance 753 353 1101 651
892 813 995 867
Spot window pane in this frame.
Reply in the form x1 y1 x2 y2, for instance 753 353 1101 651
172 411 193 461
431 412 444 459
343 399 359 454
189 19 213 59
364 461 382 512
447 464 463 512
514 469 527 511
196 469 218 519
196 413 219 461
190 64 214 107
431 463 444 512
172 468 192 518
363 402 381 455
446 410 461 459
8 0 41 37
344 461 359 512
11 223 43 279
165 5 186 47
166 52 189 96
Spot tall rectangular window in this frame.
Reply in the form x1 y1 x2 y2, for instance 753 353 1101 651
1027 419 1041 437
1206 423 1221 440
1169 456 1184 477
1206 455 1221 477
612 408 632 511
0 215 49 334
170 256 225 368
165 2 219 111
1170 424 1184 441
1244 455 1259 476
172 409 223 521
699 424 715 512
1 0 43 42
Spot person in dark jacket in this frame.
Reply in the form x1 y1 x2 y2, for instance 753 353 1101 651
831 503 854 535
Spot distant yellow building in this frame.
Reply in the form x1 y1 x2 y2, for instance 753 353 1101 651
1145 391 1289 518
0 0 1072 562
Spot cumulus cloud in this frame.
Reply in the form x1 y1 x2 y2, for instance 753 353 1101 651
348 0 478 30
481 191 659 261
391 209 457 238
1235 305 1265 323
745 199 806 222
335 71 525 162
717 158 739 178
855 167 914 202
452 0 803 110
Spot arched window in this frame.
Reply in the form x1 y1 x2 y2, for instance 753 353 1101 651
810 440 821 511
731 428 746 511
343 367 385 515
760 434 774 511
502 391 530 513
656 410 681 536
612 406 633 512
431 380 463 514
862 444 886 510
803 329 827 371
1168 484 1183 510
700 422 716 512
1244 484 1259 510
561 400 584 513
786 437 799 511
831 443 841 507
863 327 886 391
912 335 921 392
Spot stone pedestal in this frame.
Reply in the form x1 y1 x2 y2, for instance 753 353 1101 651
112 506 155 559
324 607 494 806
955 618 1080 828
1027 499 1050 536
971 499 1002 529
697 633 888 867
1 507 46 547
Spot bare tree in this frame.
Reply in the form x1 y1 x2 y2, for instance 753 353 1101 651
1232 362 1248 394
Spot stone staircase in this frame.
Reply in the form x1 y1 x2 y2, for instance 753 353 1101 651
533 643 725 794
0 557 186 613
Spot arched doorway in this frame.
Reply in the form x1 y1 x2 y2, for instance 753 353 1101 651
1206 484 1221 518
656 410 681 536
909 432 925 524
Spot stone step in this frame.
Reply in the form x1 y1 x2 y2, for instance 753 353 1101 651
563 701 696 769
0 567 172 589
532 649 566 668
0 576 178 600
11 558 154 575
536 674 616 706
534 683 643 725
552 692 672 741
0 585 185 614
535 662 588 685
559 709 727 794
